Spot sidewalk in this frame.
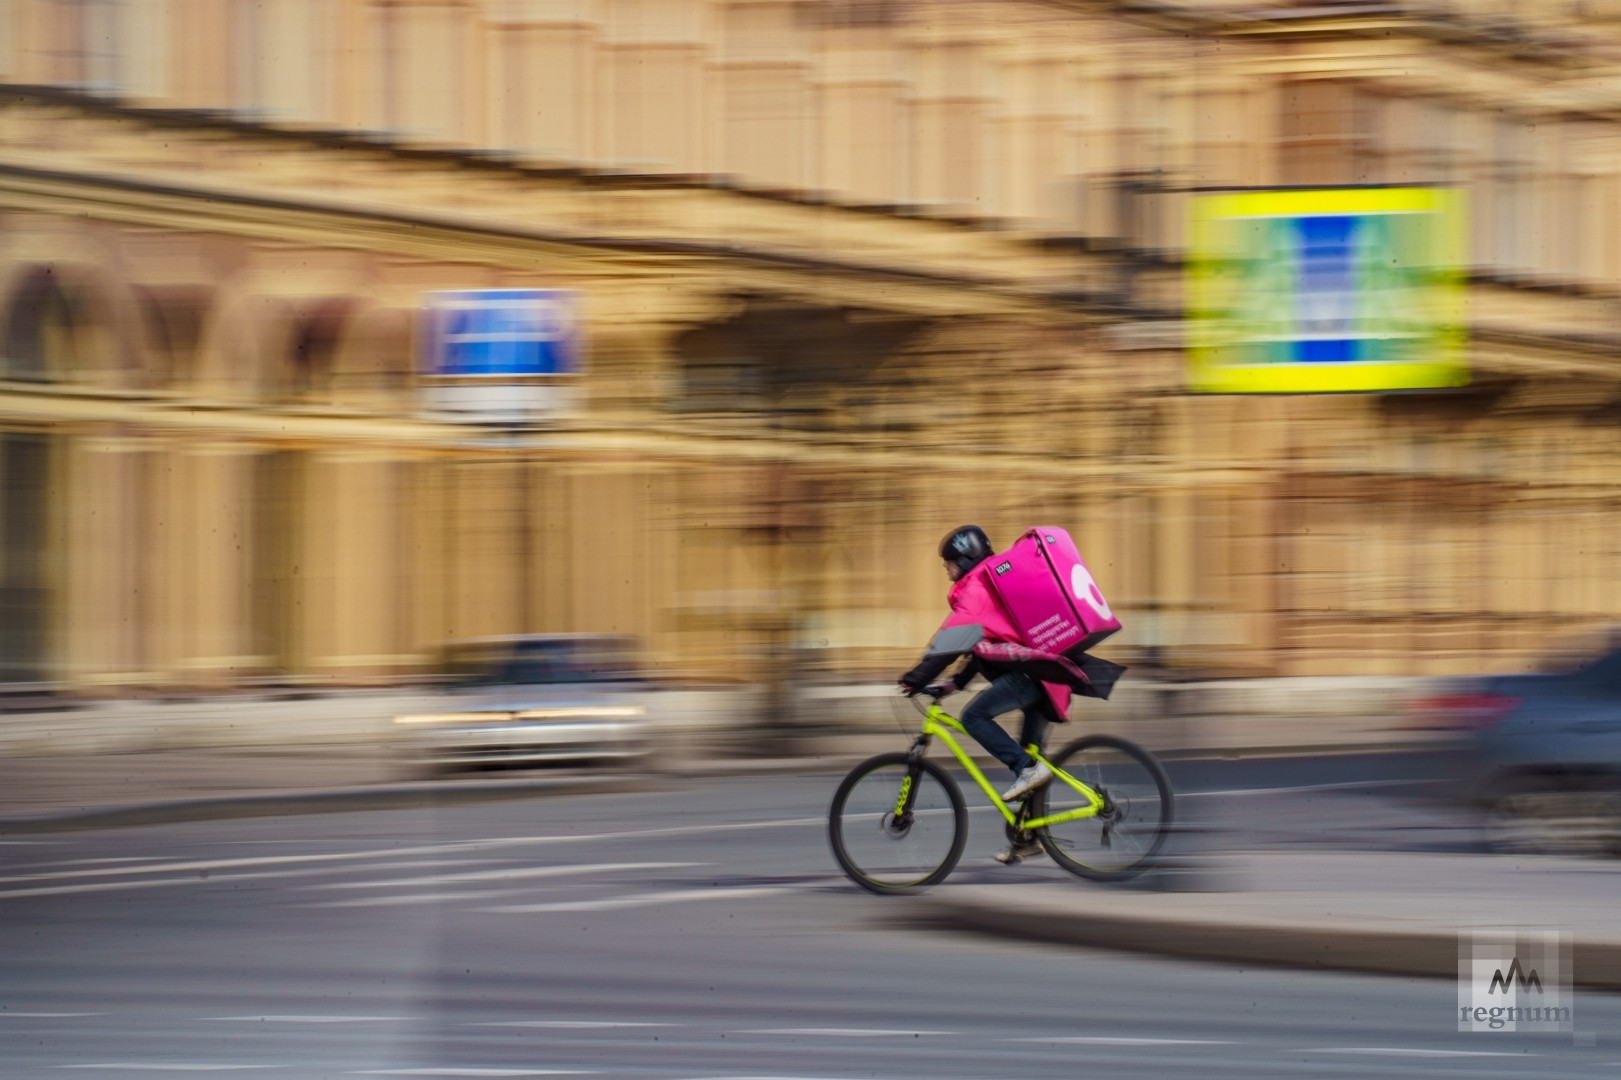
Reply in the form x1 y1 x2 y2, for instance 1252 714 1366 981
910 850 1621 991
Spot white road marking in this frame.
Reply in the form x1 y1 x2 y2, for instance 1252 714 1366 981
486 886 792 914
305 891 520 909
744 1028 951 1037
306 862 705 891
0 859 509 901
1181 780 1415 798
469 1022 673 1029
463 819 826 847
0 867 404 900
56 1065 275 1072
1010 1036 1234 1046
0 819 823 901
0 820 821 889
0 878 246 900
0 850 475 886
305 859 505 875
1304 1047 1532 1057
305 862 713 908
205 1015 406 1023
348 1063 596 1070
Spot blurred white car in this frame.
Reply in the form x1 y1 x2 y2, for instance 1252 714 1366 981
396 634 654 772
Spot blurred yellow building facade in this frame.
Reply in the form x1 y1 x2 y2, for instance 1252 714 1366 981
3 0 1621 693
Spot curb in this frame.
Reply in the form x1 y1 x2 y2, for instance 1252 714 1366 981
904 886 1621 991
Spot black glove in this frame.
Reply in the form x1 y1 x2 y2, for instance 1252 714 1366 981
899 653 952 692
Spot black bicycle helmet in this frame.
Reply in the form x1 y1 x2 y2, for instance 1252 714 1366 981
939 525 994 576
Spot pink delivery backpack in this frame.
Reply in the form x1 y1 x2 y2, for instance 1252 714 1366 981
924 525 1127 701
983 526 1121 657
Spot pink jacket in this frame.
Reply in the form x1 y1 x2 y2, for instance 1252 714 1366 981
937 563 1088 720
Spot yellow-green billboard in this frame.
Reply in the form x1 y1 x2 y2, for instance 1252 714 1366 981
1187 186 1466 393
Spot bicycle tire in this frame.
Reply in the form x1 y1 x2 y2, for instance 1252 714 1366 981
1032 734 1173 881
828 752 967 894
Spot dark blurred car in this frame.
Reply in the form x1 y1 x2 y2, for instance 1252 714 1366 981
395 634 654 772
1411 637 1621 855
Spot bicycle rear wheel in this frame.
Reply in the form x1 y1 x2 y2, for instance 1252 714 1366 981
828 753 967 894
1033 734 1173 881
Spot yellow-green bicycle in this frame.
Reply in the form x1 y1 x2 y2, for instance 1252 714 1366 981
828 687 1174 894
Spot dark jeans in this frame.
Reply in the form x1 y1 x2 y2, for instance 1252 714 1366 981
960 671 1052 778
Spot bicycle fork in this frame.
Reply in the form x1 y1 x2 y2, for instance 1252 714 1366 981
892 735 932 820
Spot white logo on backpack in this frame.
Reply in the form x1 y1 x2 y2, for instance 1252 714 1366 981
1070 562 1114 620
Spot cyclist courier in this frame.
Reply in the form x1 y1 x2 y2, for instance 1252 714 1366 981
828 525 1172 892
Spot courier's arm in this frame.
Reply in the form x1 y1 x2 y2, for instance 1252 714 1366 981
898 623 985 690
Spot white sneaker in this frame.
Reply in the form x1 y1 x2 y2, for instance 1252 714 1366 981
1000 762 1052 802
993 837 1045 865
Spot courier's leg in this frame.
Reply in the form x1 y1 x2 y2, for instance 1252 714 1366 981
960 673 1046 776
1018 705 1051 757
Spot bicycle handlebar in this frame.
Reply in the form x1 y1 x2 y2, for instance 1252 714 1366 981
900 684 950 706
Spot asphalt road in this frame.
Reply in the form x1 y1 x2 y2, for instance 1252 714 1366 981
2 764 1616 1078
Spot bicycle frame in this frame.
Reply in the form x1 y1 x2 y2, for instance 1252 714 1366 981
905 701 1106 829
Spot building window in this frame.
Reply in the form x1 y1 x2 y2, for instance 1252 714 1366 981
1278 78 1373 187
41 0 122 93
0 433 53 683
370 2 467 142
1492 116 1537 278
376 3 402 133
3 268 78 383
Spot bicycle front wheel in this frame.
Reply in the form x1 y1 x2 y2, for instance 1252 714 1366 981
1033 734 1173 881
828 753 966 895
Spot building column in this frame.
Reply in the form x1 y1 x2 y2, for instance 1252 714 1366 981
132 437 257 689
60 430 155 689
185 441 259 685
309 448 413 680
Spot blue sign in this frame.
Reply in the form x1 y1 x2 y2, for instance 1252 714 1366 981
420 289 579 378
1294 215 1359 364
